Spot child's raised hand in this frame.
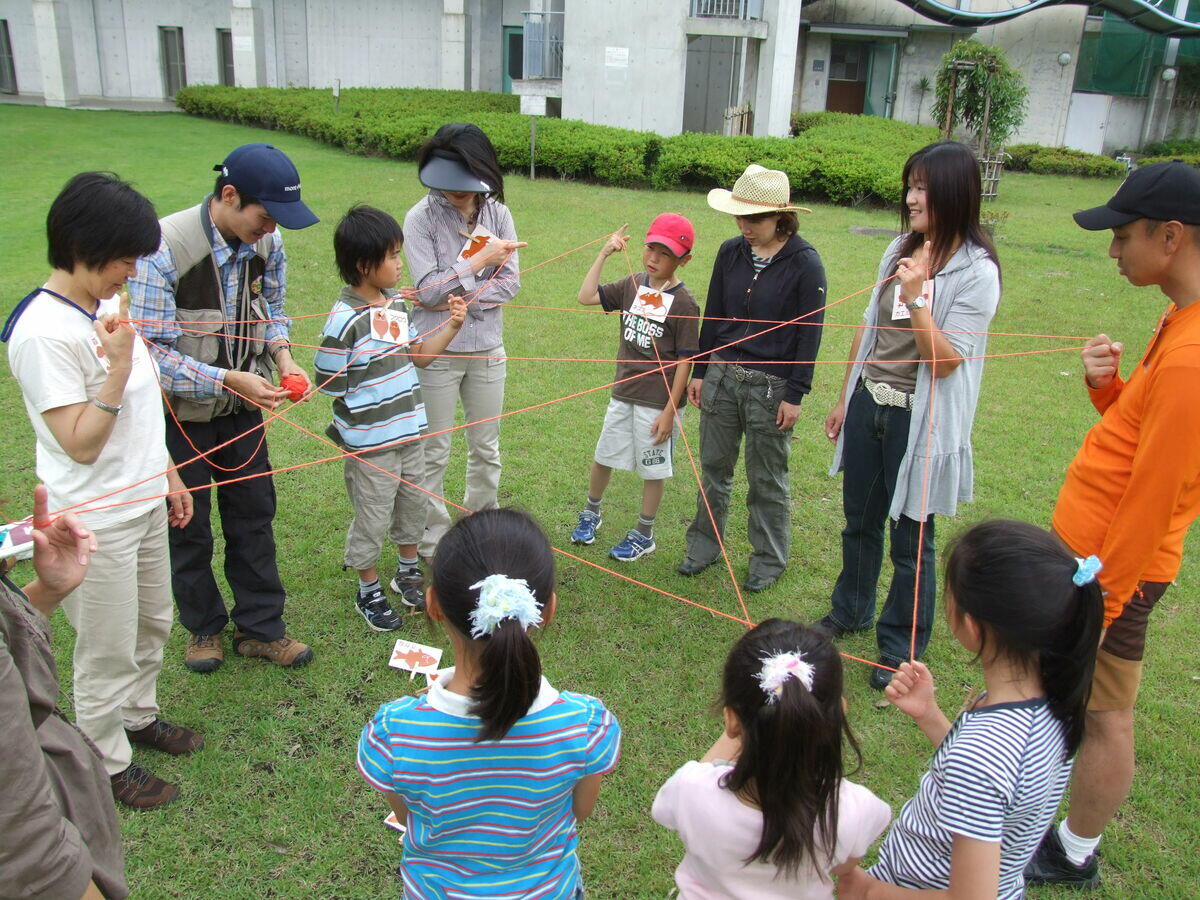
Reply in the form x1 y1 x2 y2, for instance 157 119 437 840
884 660 936 720
601 224 630 258
446 297 468 329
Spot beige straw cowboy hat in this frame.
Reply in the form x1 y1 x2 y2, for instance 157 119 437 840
707 164 812 216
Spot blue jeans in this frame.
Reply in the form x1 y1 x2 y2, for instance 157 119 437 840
828 382 936 664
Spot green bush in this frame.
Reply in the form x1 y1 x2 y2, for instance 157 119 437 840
175 85 937 202
1004 144 1123 178
1137 153 1200 169
1139 138 1200 157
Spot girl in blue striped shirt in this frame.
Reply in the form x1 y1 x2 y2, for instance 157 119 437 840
839 520 1104 900
357 509 621 899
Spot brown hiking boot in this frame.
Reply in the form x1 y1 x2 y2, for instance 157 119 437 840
110 764 180 809
125 719 205 755
232 631 314 668
184 632 224 673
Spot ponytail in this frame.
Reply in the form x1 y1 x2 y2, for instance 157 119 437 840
430 509 555 742
944 520 1105 757
721 620 858 876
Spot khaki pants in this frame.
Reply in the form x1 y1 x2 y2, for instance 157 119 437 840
62 504 173 775
343 441 427 570
416 349 506 557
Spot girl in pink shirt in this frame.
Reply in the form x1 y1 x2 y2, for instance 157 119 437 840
652 619 891 898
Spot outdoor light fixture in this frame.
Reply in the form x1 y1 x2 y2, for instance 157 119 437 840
1162 67 1178 81
1058 52 1072 66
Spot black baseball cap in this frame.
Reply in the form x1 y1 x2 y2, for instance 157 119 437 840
418 149 493 194
213 143 318 229
1074 160 1200 231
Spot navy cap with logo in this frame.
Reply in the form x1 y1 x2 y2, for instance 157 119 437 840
1074 160 1200 231
213 143 319 230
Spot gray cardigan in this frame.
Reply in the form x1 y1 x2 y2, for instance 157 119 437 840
830 236 1000 520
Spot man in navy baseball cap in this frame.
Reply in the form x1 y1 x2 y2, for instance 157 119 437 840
126 143 320 677
213 143 318 230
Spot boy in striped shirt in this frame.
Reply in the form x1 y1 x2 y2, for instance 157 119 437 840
315 206 465 632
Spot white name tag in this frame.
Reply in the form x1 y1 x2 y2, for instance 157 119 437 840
630 284 675 324
369 307 410 345
891 281 933 321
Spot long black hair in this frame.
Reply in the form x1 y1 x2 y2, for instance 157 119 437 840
895 141 999 277
721 619 860 877
417 123 505 206
431 508 554 741
944 520 1104 756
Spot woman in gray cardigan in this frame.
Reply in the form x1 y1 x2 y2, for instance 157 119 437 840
818 142 1000 688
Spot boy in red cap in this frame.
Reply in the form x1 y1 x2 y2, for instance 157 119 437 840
571 215 700 561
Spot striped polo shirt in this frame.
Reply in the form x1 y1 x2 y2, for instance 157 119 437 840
869 697 1072 899
357 670 622 899
314 287 427 453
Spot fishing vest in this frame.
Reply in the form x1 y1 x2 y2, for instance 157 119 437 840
159 200 274 422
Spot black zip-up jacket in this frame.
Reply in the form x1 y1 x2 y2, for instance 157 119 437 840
691 233 827 404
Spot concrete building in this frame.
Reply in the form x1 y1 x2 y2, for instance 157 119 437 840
0 0 1195 151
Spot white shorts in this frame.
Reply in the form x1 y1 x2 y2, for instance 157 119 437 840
593 398 678 480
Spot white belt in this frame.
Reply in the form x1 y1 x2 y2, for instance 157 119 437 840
863 377 913 410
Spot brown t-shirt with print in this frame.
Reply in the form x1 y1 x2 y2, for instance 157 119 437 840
862 283 919 393
598 274 701 409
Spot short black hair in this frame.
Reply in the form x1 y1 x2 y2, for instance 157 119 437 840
334 205 404 286
213 172 260 210
47 172 161 272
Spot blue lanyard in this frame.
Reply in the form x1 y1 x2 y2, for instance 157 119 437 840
1 287 97 342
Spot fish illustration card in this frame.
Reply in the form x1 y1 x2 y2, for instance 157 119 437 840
0 517 35 562
369 307 410 346
630 284 675 324
388 639 443 680
891 280 933 321
384 812 408 838
87 334 111 371
458 226 497 263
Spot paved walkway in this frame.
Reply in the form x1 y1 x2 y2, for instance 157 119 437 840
0 94 178 112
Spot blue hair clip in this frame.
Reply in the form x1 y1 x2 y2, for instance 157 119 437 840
1073 555 1103 587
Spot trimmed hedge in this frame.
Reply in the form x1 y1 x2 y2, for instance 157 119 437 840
176 85 938 203
1140 138 1200 156
1137 153 1200 169
1004 144 1123 178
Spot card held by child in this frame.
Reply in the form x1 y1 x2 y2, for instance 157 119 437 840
0 517 34 562
370 306 410 346
458 226 498 263
389 639 443 680
630 284 675 324
384 811 408 838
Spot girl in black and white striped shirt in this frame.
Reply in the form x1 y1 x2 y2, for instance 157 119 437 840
839 521 1104 900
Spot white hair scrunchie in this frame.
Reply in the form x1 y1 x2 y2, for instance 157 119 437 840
468 574 543 639
755 651 816 703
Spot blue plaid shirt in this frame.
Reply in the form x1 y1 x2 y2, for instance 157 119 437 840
128 199 291 399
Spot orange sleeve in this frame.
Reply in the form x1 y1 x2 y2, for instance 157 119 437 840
1087 375 1123 415
1096 357 1200 625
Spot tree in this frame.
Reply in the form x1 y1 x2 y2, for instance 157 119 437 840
932 40 1028 151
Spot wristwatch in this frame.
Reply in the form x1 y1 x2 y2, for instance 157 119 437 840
906 294 928 310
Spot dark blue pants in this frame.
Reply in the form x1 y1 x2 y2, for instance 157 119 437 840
828 382 936 664
165 407 288 641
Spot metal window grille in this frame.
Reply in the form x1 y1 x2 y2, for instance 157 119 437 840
523 11 564 79
689 0 764 20
217 29 235 87
159 27 187 97
0 20 16 95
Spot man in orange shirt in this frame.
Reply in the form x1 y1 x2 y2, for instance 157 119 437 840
1028 160 1200 888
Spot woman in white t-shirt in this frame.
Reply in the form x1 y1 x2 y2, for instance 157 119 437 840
652 619 890 898
4 173 200 810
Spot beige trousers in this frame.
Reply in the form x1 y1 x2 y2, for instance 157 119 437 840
61 503 173 775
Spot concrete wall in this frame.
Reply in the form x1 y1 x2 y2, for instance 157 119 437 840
300 1 441 89
561 0 688 135
1 0 43 96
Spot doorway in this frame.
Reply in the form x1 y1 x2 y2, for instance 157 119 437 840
502 25 523 93
159 26 187 98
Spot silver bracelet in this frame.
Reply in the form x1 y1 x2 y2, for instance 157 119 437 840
92 397 122 416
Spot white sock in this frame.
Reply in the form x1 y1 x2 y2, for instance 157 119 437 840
1058 820 1101 866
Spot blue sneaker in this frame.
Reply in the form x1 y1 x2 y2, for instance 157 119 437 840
356 586 402 632
609 530 656 562
570 510 602 545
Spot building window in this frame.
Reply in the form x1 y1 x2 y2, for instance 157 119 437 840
217 29 235 86
829 41 866 82
0 20 16 95
159 26 187 98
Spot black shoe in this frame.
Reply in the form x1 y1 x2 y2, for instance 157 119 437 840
677 557 714 577
812 614 852 640
869 659 900 691
742 573 778 593
1025 826 1101 889
356 586 403 632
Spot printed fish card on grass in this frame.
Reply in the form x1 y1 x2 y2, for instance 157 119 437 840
388 639 443 681
630 284 675 324
370 307 410 345
458 226 498 263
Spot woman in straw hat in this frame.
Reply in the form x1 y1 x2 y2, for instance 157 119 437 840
815 141 1000 690
677 164 827 593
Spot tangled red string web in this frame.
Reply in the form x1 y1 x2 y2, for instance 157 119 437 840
30 227 1090 672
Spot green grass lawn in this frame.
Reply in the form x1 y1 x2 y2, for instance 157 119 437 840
1 103 1197 898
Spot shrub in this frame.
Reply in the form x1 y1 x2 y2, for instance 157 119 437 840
932 39 1028 150
1004 144 1123 178
1140 138 1200 157
1137 153 1200 169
